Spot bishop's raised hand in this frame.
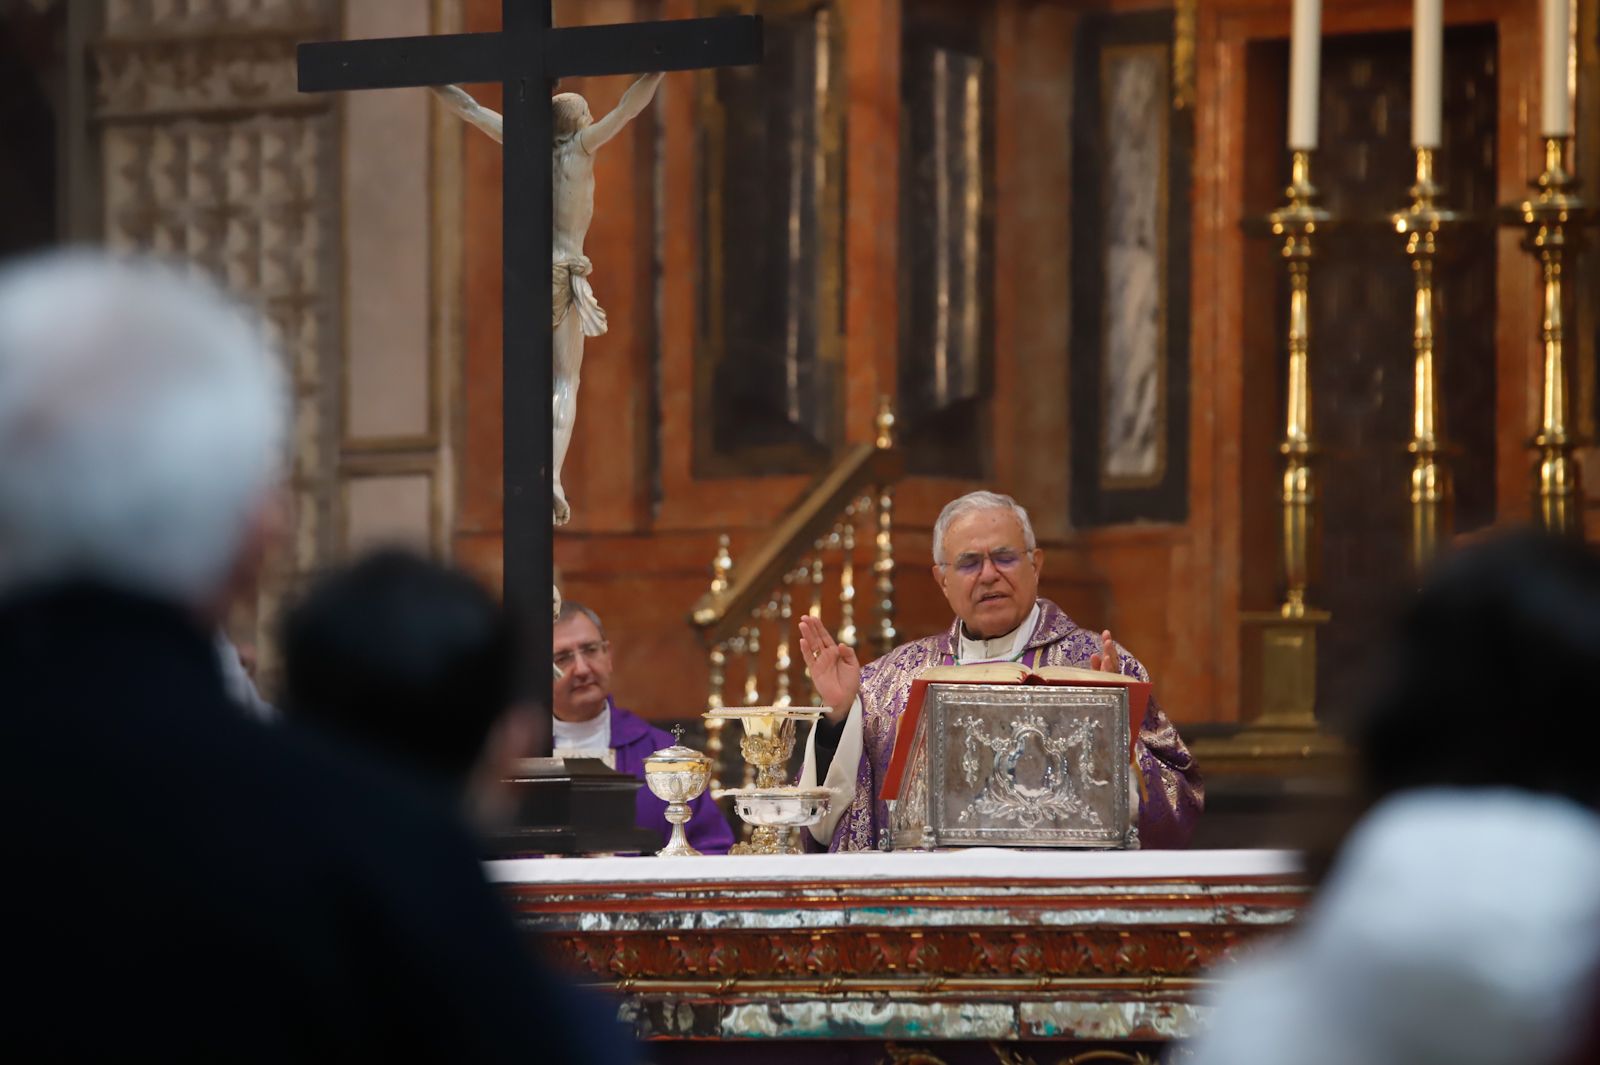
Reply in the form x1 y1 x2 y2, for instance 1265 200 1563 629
798 614 861 723
1087 629 1120 673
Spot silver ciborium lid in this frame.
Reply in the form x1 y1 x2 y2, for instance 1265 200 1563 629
642 726 711 857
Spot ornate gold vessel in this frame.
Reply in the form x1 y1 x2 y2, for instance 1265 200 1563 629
642 727 712 858
705 706 827 854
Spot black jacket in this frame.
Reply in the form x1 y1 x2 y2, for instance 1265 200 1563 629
1 582 631 1062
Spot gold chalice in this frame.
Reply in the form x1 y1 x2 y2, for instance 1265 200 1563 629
704 706 826 854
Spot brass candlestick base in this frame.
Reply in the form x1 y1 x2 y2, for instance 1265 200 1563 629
1503 137 1590 536
706 706 826 854
1192 610 1348 776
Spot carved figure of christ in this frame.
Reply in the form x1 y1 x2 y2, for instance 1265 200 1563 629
433 73 664 525
297 5 761 752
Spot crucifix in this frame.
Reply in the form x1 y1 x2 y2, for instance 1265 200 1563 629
298 3 761 754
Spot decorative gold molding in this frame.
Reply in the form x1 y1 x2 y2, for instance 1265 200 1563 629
994 1050 1157 1065
1172 0 1197 111
546 925 1257 985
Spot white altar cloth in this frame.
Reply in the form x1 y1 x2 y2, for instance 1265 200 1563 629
488 847 1299 886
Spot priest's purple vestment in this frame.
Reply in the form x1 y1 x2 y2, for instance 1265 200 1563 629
805 598 1203 851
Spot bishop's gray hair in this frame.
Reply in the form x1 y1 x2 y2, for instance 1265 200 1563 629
932 491 1037 563
0 250 285 604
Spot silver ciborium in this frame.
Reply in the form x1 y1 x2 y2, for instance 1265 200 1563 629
642 726 712 857
705 706 829 854
723 787 832 855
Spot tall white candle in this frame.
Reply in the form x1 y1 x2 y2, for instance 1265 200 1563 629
1542 0 1572 136
1412 0 1443 147
1288 0 1322 150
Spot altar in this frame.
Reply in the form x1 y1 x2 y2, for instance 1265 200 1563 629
490 849 1305 1062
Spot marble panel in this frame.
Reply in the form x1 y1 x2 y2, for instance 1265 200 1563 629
341 0 432 444
1099 44 1167 486
344 473 434 554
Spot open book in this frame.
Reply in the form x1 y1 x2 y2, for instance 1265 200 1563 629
879 664 1150 801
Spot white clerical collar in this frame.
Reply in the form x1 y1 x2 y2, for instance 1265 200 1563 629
553 700 613 766
957 601 1042 664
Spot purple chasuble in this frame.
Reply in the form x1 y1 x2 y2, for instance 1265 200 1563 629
607 702 736 856
825 598 1204 852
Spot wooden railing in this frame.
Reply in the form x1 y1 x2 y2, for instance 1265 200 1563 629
689 401 904 791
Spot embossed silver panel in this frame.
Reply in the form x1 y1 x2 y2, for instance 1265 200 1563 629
889 684 1133 849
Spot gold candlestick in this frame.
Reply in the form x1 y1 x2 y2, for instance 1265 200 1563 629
1506 137 1588 536
1275 149 1328 621
1192 150 1344 773
1392 147 1457 572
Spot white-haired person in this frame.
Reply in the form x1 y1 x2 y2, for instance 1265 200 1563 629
0 251 633 1063
797 490 1203 851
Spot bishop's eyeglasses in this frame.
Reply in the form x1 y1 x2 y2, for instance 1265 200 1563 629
553 640 609 670
936 547 1035 578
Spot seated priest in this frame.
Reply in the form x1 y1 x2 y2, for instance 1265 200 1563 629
799 490 1203 850
554 601 736 854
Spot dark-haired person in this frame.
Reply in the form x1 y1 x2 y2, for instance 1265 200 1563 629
1183 532 1600 1065
281 549 541 832
280 549 638 1061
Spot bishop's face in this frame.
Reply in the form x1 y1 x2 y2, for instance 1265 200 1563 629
931 507 1042 640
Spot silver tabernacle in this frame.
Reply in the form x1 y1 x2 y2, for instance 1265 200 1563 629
888 683 1135 850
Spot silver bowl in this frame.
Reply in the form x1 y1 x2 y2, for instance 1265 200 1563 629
721 786 832 828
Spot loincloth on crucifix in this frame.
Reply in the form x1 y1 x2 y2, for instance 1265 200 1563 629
552 256 608 337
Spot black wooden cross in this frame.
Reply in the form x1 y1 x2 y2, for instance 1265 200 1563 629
298 3 760 750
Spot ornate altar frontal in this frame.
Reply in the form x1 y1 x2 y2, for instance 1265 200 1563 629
891 684 1135 851
491 850 1304 1062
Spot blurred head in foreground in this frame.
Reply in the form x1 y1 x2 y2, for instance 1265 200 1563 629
0 250 283 615
282 549 538 829
1360 529 1600 811
1186 532 1600 1065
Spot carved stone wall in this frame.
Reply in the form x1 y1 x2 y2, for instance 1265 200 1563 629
93 0 341 689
